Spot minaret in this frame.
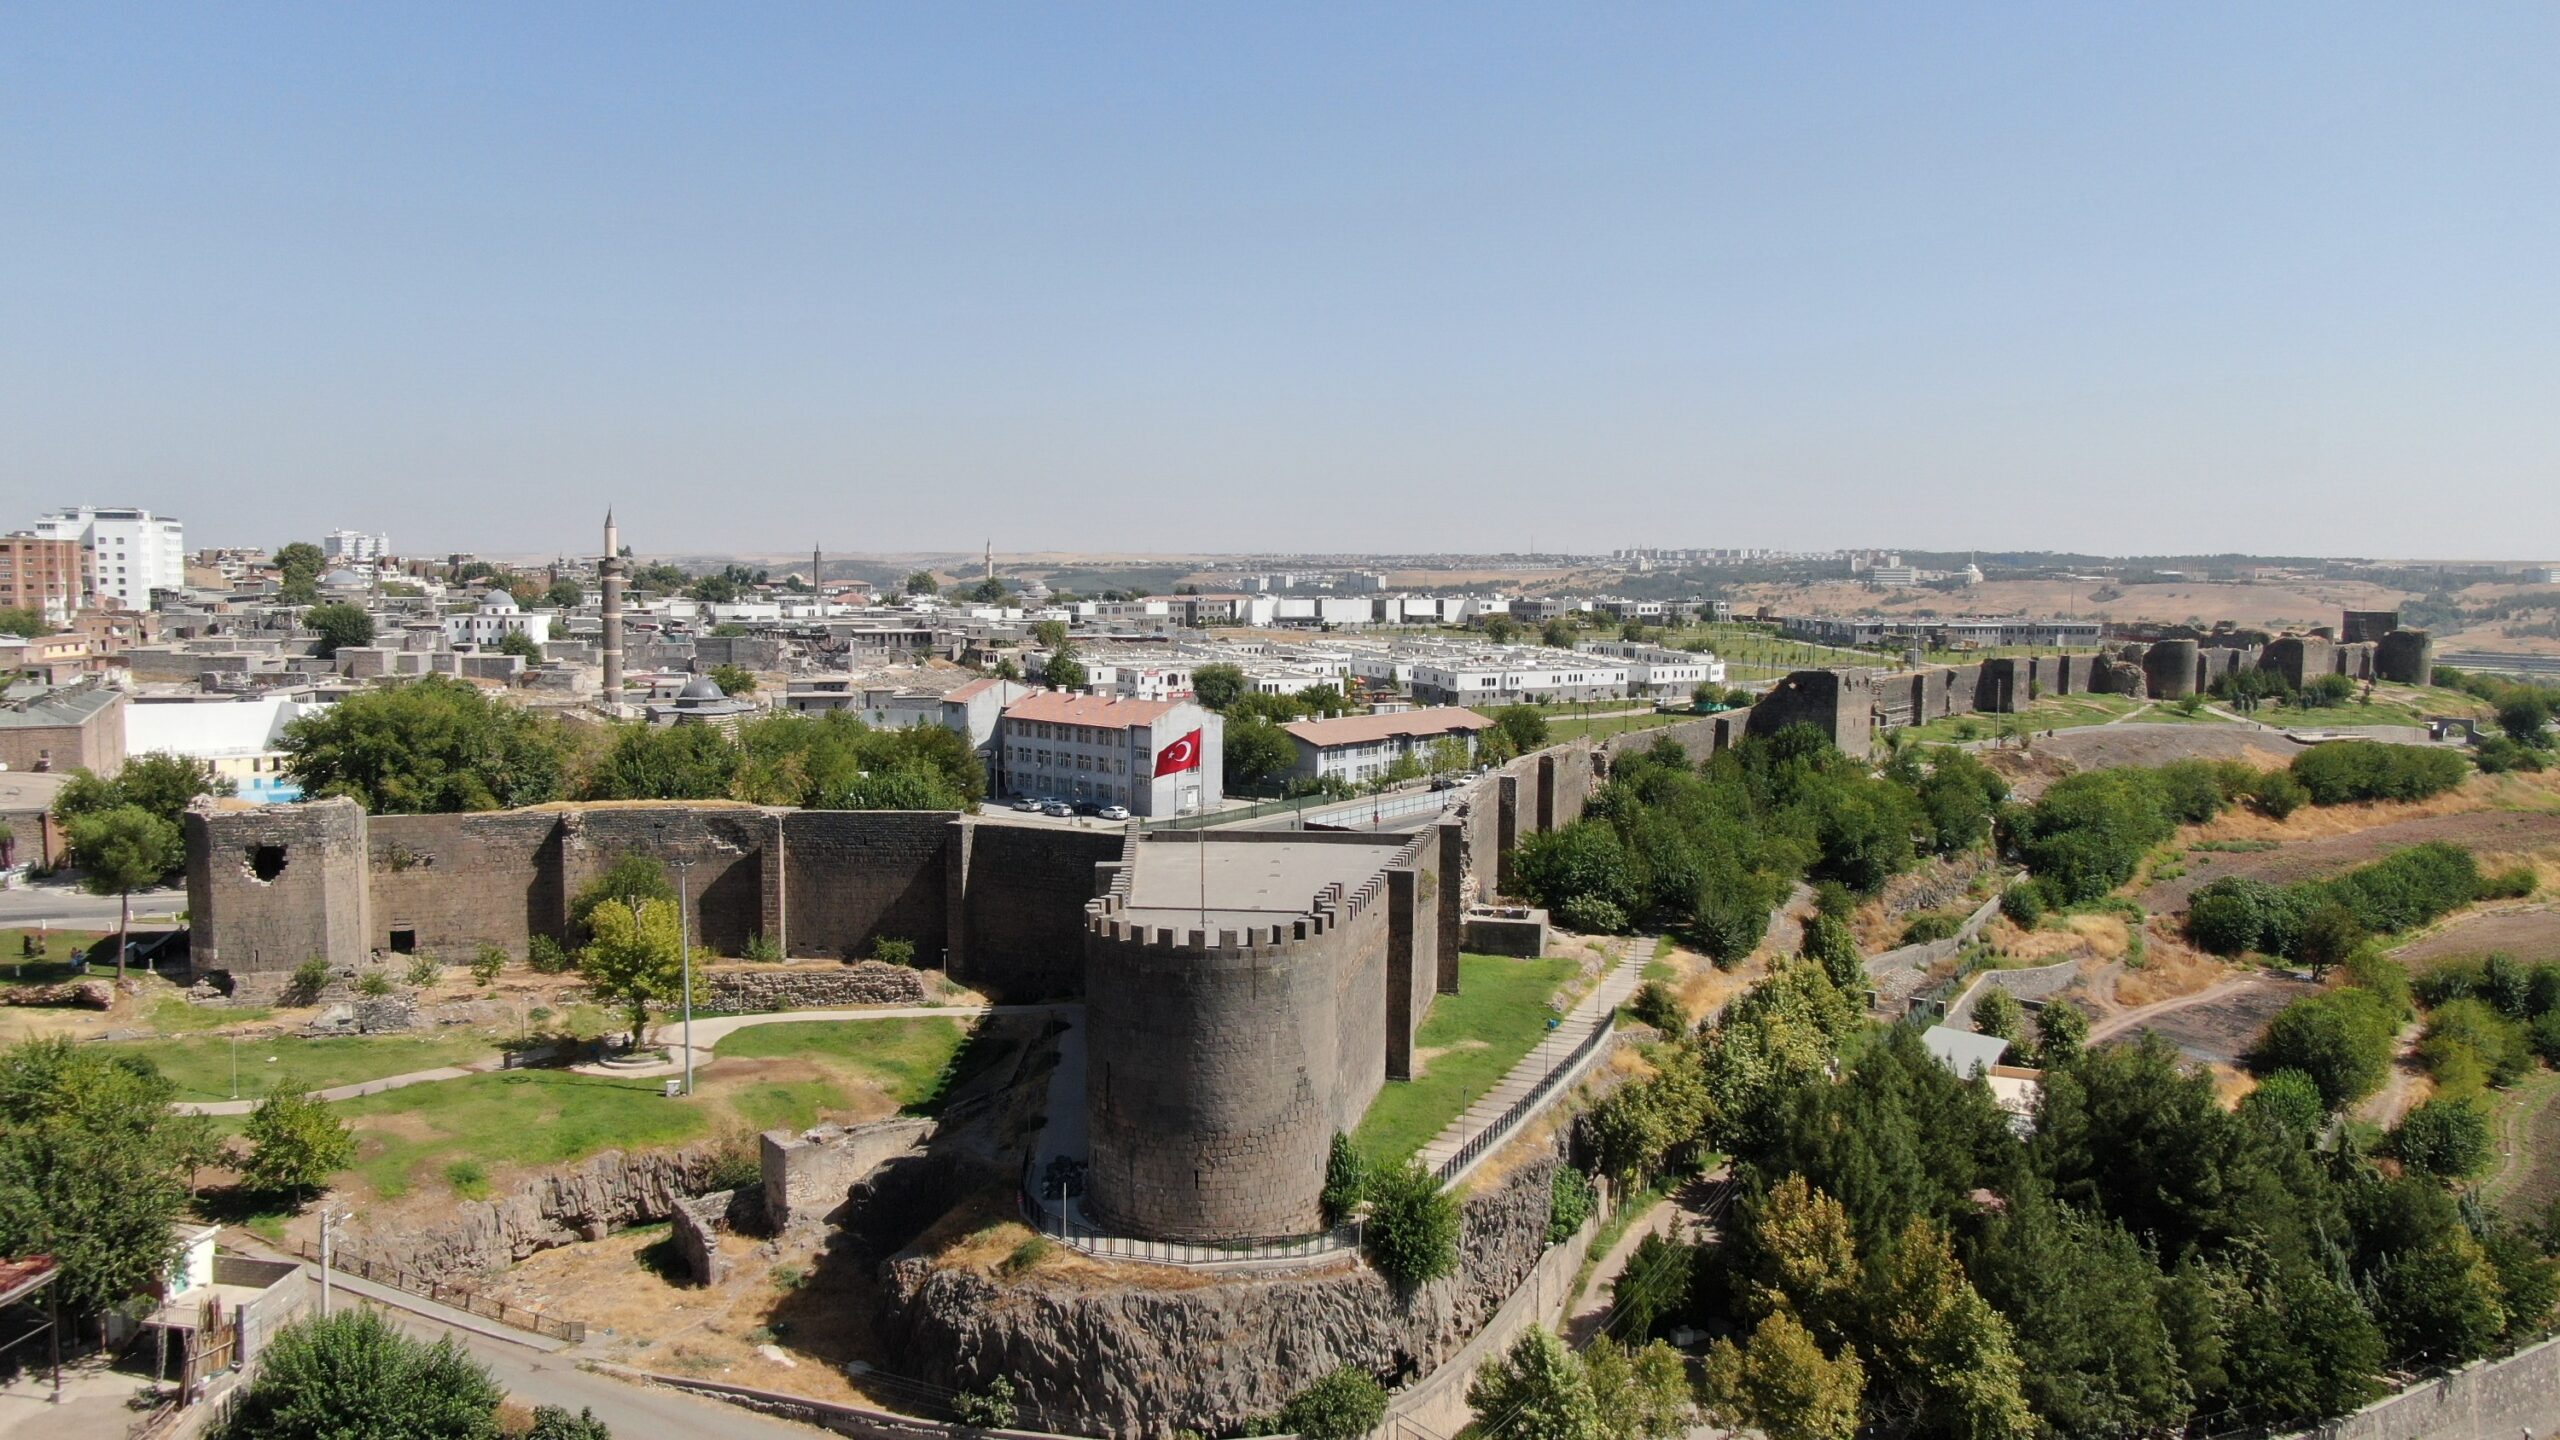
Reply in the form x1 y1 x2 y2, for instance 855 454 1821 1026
600 509 625 706
983 539 993 581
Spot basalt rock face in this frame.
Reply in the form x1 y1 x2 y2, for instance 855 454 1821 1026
0 979 114 1009
882 1155 1558 1439
346 1144 736 1282
704 960 929 1013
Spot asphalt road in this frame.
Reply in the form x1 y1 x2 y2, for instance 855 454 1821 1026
0 882 186 929
377 1309 832 1439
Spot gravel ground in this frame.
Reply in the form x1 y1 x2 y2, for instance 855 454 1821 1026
2395 905 2560 969
2140 811 2560 913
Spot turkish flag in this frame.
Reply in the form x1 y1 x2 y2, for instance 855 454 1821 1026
1154 728 1203 776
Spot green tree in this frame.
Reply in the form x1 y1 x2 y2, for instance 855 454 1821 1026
1542 618 1577 649
55 750 235 833
304 601 376 657
1583 1336 1693 1440
579 897 697 1049
241 1077 357 1198
1700 1311 1864 1440
0 1037 189 1327
495 628 541 661
1858 1218 2034 1440
1042 654 1088 691
1480 613 1523 645
1972 987 2027 1055
568 855 678 937
1192 662 1248 711
272 541 326 603
66 805 181 979
903 569 939 595
1469 1326 1601 1440
708 663 757 696
282 676 571 812
2389 1098 2492 1177
1493 705 1551 753
0 605 50 637
542 578 584 609
2035 999 2089 1068
1277 1367 1389 1440
1322 1133 1367 1226
1296 684 1354 718
212 1307 505 1440
2498 693 2554 749
1363 1159 1459 1290
1031 619 1071 652
1223 718 1298 792
2252 987 2398 1109
2294 902 2366 979
1964 1190 2193 1438
2238 1067 2329 1140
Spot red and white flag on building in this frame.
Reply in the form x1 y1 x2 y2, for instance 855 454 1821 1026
1153 728 1203 776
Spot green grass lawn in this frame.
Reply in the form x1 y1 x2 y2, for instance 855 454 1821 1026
712 1015 971 1108
322 1015 970 1199
0 928 109 986
1544 710 1694 745
106 1030 497 1101
1353 954 1577 1166
1896 691 2150 745
143 996 278 1035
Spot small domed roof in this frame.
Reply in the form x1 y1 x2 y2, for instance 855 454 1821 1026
321 568 365 587
679 675 724 700
478 589 519 612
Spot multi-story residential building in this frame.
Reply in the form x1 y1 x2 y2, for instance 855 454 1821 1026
996 692 1222 816
784 674 1029 781
0 534 91 624
32 506 186 610
1281 707 1493 786
323 529 391 564
0 679 125 775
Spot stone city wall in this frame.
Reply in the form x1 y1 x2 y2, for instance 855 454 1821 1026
960 822 1125 1000
781 809 952 962
703 961 930 1013
185 797 370 979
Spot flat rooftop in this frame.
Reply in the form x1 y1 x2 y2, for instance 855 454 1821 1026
1120 837 1399 933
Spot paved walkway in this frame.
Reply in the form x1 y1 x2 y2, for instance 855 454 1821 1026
173 1003 1059 1113
1415 936 1651 1183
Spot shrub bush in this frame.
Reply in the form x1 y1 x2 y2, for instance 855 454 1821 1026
286 957 331 1005
1999 882 2046 928
2252 987 2400 1109
1362 1160 1459 1289
1897 910 1965 946
2186 877 2283 956
1276 1368 1389 1440
1548 1165 1597 1245
871 936 917 966
2288 742 2470 807
404 955 441 989
1627 980 1686 1035
469 945 507 986
1321 1133 1366 1226
1558 894 1631 935
2251 770 2310 820
527 935 572 974
2479 866 2541 902
2391 1099 2493 1178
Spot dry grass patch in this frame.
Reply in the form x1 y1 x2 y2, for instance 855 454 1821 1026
2110 932 2233 1010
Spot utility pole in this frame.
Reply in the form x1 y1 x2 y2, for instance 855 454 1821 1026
672 856 695 1096
318 1205 352 1314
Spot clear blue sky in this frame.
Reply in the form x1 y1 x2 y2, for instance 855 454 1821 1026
5 4 2555 559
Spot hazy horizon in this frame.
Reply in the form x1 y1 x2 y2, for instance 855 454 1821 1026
6 4 2556 558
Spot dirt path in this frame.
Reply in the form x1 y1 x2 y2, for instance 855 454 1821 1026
2087 976 2268 1044
1560 1173 1731 1348
2355 1021 2428 1130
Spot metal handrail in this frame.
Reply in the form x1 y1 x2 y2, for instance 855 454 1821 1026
1019 1175 1361 1268
291 1242 586 1342
1432 1011 1616 1187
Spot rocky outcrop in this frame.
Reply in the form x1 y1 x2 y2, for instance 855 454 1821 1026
706 961 929 1013
302 995 419 1035
345 1143 739 1282
882 1155 1560 1438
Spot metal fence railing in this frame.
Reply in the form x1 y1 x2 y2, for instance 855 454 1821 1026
291 1243 586 1343
1019 1173 1362 1268
1432 1011 1618 1188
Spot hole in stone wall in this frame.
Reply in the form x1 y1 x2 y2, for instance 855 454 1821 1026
247 845 288 882
389 929 417 954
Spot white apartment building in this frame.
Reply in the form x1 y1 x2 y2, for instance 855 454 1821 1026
323 529 390 564
996 692 1223 816
33 506 186 610
1407 647 1635 705
1576 641 1726 696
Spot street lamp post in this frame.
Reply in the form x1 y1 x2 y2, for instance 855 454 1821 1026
318 1205 352 1314
671 857 695 1097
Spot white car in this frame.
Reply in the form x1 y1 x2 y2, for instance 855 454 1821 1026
1041 801 1076 818
1012 796 1045 812
1097 805 1132 822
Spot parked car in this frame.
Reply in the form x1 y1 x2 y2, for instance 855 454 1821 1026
1041 800 1075 818
1097 804 1132 821
1012 796 1045 812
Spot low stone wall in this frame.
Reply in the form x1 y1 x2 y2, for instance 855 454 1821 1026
882 1153 1565 1438
670 1187 759 1286
1460 908 1548 957
0 979 113 1009
762 1117 937 1237
706 961 929 1013
344 1143 737 1282
1862 891 2006 1017
2281 1333 2560 1439
1941 959 2080 1032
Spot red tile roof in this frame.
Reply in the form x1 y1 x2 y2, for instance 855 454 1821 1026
1002 691 1183 727
0 1255 58 1307
1282 707 1494 749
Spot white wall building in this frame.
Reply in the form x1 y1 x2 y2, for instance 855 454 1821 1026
323 529 390 564
124 694 327 803
1407 647 1635 705
1281 707 1494 786
33 506 186 610
996 692 1222 816
1576 641 1725 695
443 590 556 648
